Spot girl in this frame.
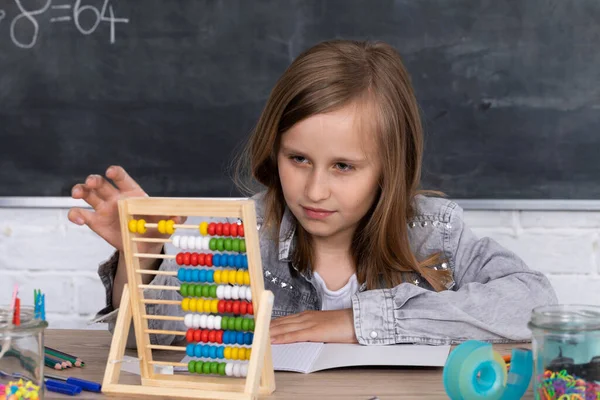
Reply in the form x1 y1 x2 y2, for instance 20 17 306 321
69 40 557 348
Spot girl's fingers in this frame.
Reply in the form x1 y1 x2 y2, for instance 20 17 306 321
106 165 144 194
67 208 94 226
270 321 310 338
71 184 103 209
270 313 306 329
85 174 119 201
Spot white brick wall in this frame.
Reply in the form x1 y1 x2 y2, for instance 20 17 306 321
1 206 599 329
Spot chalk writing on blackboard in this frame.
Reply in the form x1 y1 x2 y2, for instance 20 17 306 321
4 0 129 49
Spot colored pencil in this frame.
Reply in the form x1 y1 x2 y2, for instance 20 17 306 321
44 353 68 369
44 348 74 367
44 346 84 367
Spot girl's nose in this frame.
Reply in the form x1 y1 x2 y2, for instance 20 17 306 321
305 170 330 202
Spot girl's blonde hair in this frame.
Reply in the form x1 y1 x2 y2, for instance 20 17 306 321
236 39 453 291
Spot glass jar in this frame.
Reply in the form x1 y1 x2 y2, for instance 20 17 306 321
0 305 48 399
528 304 600 400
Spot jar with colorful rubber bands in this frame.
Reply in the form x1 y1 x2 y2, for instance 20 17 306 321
0 305 47 400
528 304 600 400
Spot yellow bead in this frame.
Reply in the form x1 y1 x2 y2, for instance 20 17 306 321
128 219 137 233
158 220 166 234
227 270 235 285
220 270 228 284
197 298 205 312
231 347 239 360
224 347 231 360
238 347 247 360
189 298 198 312
137 219 147 234
247 348 252 359
199 222 208 235
181 298 190 312
214 270 222 284
166 220 175 235
243 271 250 286
236 270 244 285
211 299 219 314
204 301 212 313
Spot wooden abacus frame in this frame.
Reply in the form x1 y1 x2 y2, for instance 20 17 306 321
102 197 276 400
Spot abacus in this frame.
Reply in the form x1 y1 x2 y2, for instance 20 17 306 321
102 198 276 400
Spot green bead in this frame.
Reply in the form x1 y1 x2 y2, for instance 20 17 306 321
209 285 217 298
241 318 249 331
224 238 232 251
235 317 243 331
249 318 255 331
232 239 240 252
202 285 210 297
194 285 203 297
217 238 224 251
202 362 211 374
194 361 203 374
228 318 235 330
221 316 229 328
209 238 217 251
240 239 246 253
188 361 196 373
218 363 226 376
180 283 188 297
210 362 218 374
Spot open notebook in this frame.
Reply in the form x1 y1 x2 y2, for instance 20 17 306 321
178 343 450 374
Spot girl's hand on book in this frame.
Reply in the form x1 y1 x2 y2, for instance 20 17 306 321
270 309 358 344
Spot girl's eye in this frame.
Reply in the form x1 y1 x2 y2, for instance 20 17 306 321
290 155 307 164
335 163 354 172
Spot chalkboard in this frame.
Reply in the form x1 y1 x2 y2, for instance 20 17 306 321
1 0 598 199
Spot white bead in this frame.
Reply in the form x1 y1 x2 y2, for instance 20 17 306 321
184 314 193 328
214 316 222 330
187 236 196 250
173 235 181 248
224 286 232 300
216 286 225 300
233 363 241 377
240 364 248 377
199 314 208 329
193 315 201 329
180 236 188 250
231 286 240 300
202 237 210 250
246 287 252 302
225 363 233 377
195 236 203 250
207 315 215 330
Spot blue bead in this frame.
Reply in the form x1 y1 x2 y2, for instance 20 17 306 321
213 254 221 267
222 331 230 344
234 255 241 268
242 255 248 269
178 269 185 281
217 346 224 359
199 269 207 283
228 255 235 267
194 344 202 358
245 332 253 345
209 346 217 359
202 345 210 358
186 344 194 356
185 269 192 282
191 269 200 282
236 332 244 345
207 270 214 283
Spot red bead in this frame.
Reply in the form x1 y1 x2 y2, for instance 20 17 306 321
215 330 223 344
208 330 216 343
248 303 253 315
193 329 201 342
190 253 198 266
186 328 194 342
232 301 240 315
223 223 231 236
240 302 248 315
197 253 205 266
225 301 233 313
183 252 191 265
239 224 244 237
176 253 184 265
208 223 216 236
206 254 213 267
230 224 238 237
215 223 223 236
218 300 225 314
201 330 209 343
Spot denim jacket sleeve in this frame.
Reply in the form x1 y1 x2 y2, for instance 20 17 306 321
351 200 558 346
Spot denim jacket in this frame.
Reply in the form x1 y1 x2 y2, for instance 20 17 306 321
95 192 557 347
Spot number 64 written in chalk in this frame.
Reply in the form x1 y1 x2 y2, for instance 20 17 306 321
74 0 129 44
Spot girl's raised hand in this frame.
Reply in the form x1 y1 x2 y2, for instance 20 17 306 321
67 166 174 252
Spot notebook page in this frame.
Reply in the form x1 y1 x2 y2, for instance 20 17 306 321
271 342 325 373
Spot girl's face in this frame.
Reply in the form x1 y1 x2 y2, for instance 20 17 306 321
277 103 382 244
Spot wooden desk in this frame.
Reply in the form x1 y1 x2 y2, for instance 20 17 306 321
44 330 532 399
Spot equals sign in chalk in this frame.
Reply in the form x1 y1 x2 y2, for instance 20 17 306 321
50 3 71 22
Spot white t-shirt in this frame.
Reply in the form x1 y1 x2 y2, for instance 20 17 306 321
313 271 359 311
